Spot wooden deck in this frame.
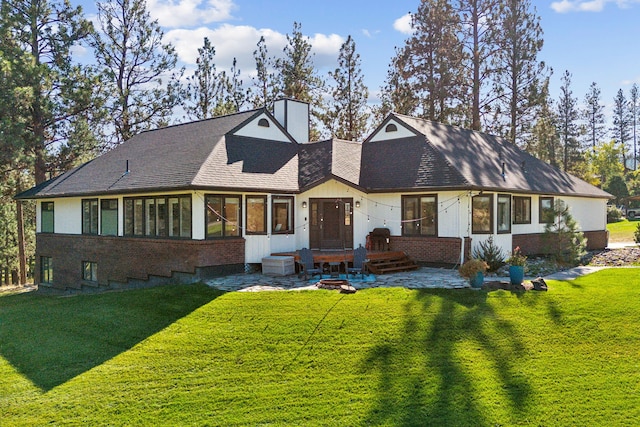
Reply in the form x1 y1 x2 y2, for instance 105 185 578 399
271 250 418 274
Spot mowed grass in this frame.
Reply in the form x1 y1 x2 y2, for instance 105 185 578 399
2 272 640 426
607 218 638 242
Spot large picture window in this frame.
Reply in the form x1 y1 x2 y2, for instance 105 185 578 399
402 195 437 236
272 196 294 233
41 201 54 233
246 196 267 234
100 199 118 236
124 195 191 238
513 196 531 224
82 199 99 235
472 194 493 234
497 194 511 234
539 197 554 224
206 195 241 238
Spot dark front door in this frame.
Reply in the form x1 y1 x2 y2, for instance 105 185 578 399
309 198 353 250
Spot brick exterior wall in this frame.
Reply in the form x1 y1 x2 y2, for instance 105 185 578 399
389 236 471 265
513 230 608 255
35 233 245 290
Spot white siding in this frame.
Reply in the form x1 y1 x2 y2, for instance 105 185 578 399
233 113 291 142
369 119 417 142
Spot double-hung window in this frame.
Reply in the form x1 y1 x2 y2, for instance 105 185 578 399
513 196 531 224
497 194 511 234
539 197 554 224
272 196 294 233
402 195 437 236
82 199 99 235
246 196 267 235
100 199 118 235
41 202 54 233
206 195 241 238
472 194 493 234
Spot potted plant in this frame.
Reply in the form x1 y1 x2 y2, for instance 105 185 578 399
507 247 527 285
459 258 488 288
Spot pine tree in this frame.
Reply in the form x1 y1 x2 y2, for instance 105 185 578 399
556 70 582 173
455 0 502 131
390 0 467 123
530 81 560 167
324 35 369 141
376 48 418 120
611 88 631 169
630 83 639 170
182 37 226 120
582 82 606 150
251 36 278 109
491 0 548 145
276 22 325 140
92 0 183 145
1 0 99 184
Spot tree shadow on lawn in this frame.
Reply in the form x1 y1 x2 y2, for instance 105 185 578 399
0 283 221 392
362 289 532 426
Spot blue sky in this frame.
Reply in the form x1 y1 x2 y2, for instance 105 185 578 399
75 0 640 124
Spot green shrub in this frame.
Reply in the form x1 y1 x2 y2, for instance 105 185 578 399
634 222 640 245
472 235 505 272
543 200 587 265
607 205 623 223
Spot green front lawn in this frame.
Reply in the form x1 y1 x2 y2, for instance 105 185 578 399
2 272 640 426
607 218 638 243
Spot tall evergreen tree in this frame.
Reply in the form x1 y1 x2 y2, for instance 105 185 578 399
377 48 418 121
611 88 631 169
1 0 98 184
582 82 606 150
390 0 467 123
92 0 183 146
491 0 547 145
276 22 324 103
276 22 325 139
455 0 501 130
530 81 560 167
556 70 581 173
630 83 639 170
182 37 226 120
324 35 369 141
250 36 278 109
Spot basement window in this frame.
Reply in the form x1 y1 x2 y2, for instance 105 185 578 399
40 256 53 284
82 261 97 282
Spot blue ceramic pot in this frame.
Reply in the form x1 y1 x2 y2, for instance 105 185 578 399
509 265 525 285
469 271 484 288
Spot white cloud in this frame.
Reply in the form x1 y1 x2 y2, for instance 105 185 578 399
165 24 343 81
393 13 413 35
361 29 381 39
551 0 640 13
147 0 236 28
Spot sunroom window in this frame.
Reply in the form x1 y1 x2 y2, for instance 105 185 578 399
206 195 241 238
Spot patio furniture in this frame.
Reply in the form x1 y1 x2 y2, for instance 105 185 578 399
298 248 322 280
347 245 368 279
